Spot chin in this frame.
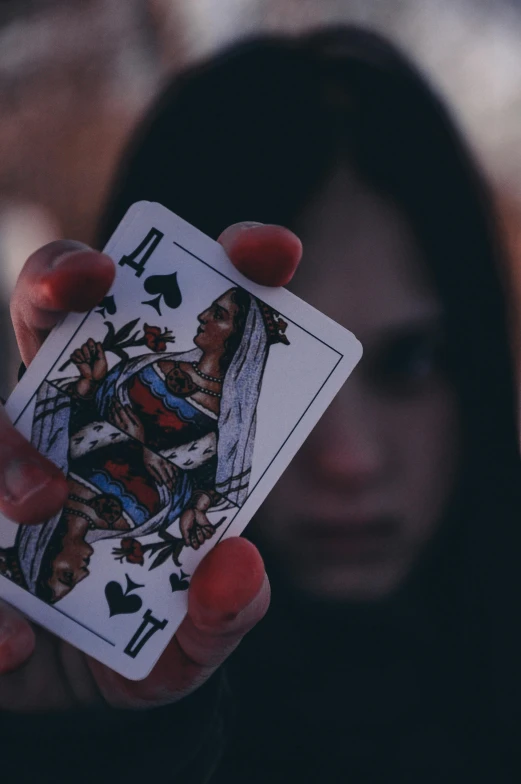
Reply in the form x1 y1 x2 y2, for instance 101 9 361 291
49 586 71 603
195 335 212 351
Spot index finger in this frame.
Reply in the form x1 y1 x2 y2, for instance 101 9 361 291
11 240 115 367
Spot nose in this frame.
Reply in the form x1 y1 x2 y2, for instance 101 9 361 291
198 308 210 324
304 383 385 491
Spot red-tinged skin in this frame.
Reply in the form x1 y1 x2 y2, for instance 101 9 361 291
189 537 267 622
11 240 116 365
0 222 300 710
219 223 303 287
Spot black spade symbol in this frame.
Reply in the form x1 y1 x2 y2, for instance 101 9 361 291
142 272 182 315
95 295 117 317
105 580 142 616
170 572 190 592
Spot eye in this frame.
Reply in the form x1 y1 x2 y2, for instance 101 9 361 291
59 570 75 587
371 331 444 394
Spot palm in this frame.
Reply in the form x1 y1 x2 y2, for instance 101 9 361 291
0 625 176 710
0 627 103 710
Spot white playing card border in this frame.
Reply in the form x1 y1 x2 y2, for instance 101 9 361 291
0 202 362 679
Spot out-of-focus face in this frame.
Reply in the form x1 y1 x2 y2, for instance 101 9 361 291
258 163 461 602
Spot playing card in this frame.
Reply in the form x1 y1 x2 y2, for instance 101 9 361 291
0 202 362 679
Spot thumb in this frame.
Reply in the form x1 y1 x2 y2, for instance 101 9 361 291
219 222 302 287
90 538 270 709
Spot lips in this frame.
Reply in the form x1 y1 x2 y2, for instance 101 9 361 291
297 516 398 562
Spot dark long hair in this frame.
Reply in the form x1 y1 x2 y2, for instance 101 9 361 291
98 28 521 767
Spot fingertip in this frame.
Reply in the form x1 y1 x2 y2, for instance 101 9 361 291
189 538 267 624
36 250 115 312
0 463 68 526
219 223 302 287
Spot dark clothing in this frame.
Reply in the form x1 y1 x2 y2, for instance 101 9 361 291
0 670 227 784
212 580 508 784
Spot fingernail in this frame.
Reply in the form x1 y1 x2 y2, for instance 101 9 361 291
2 460 53 505
51 242 91 268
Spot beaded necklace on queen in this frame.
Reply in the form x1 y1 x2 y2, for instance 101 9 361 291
191 362 223 383
194 384 221 398
192 362 223 397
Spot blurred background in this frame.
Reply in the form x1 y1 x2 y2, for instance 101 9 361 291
0 0 520 395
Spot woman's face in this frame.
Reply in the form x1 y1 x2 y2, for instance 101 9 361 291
47 514 93 602
194 290 239 354
258 163 462 602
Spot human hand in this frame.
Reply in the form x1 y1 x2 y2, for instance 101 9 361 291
144 448 177 489
71 338 108 381
2 226 301 710
180 506 215 550
71 338 108 397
